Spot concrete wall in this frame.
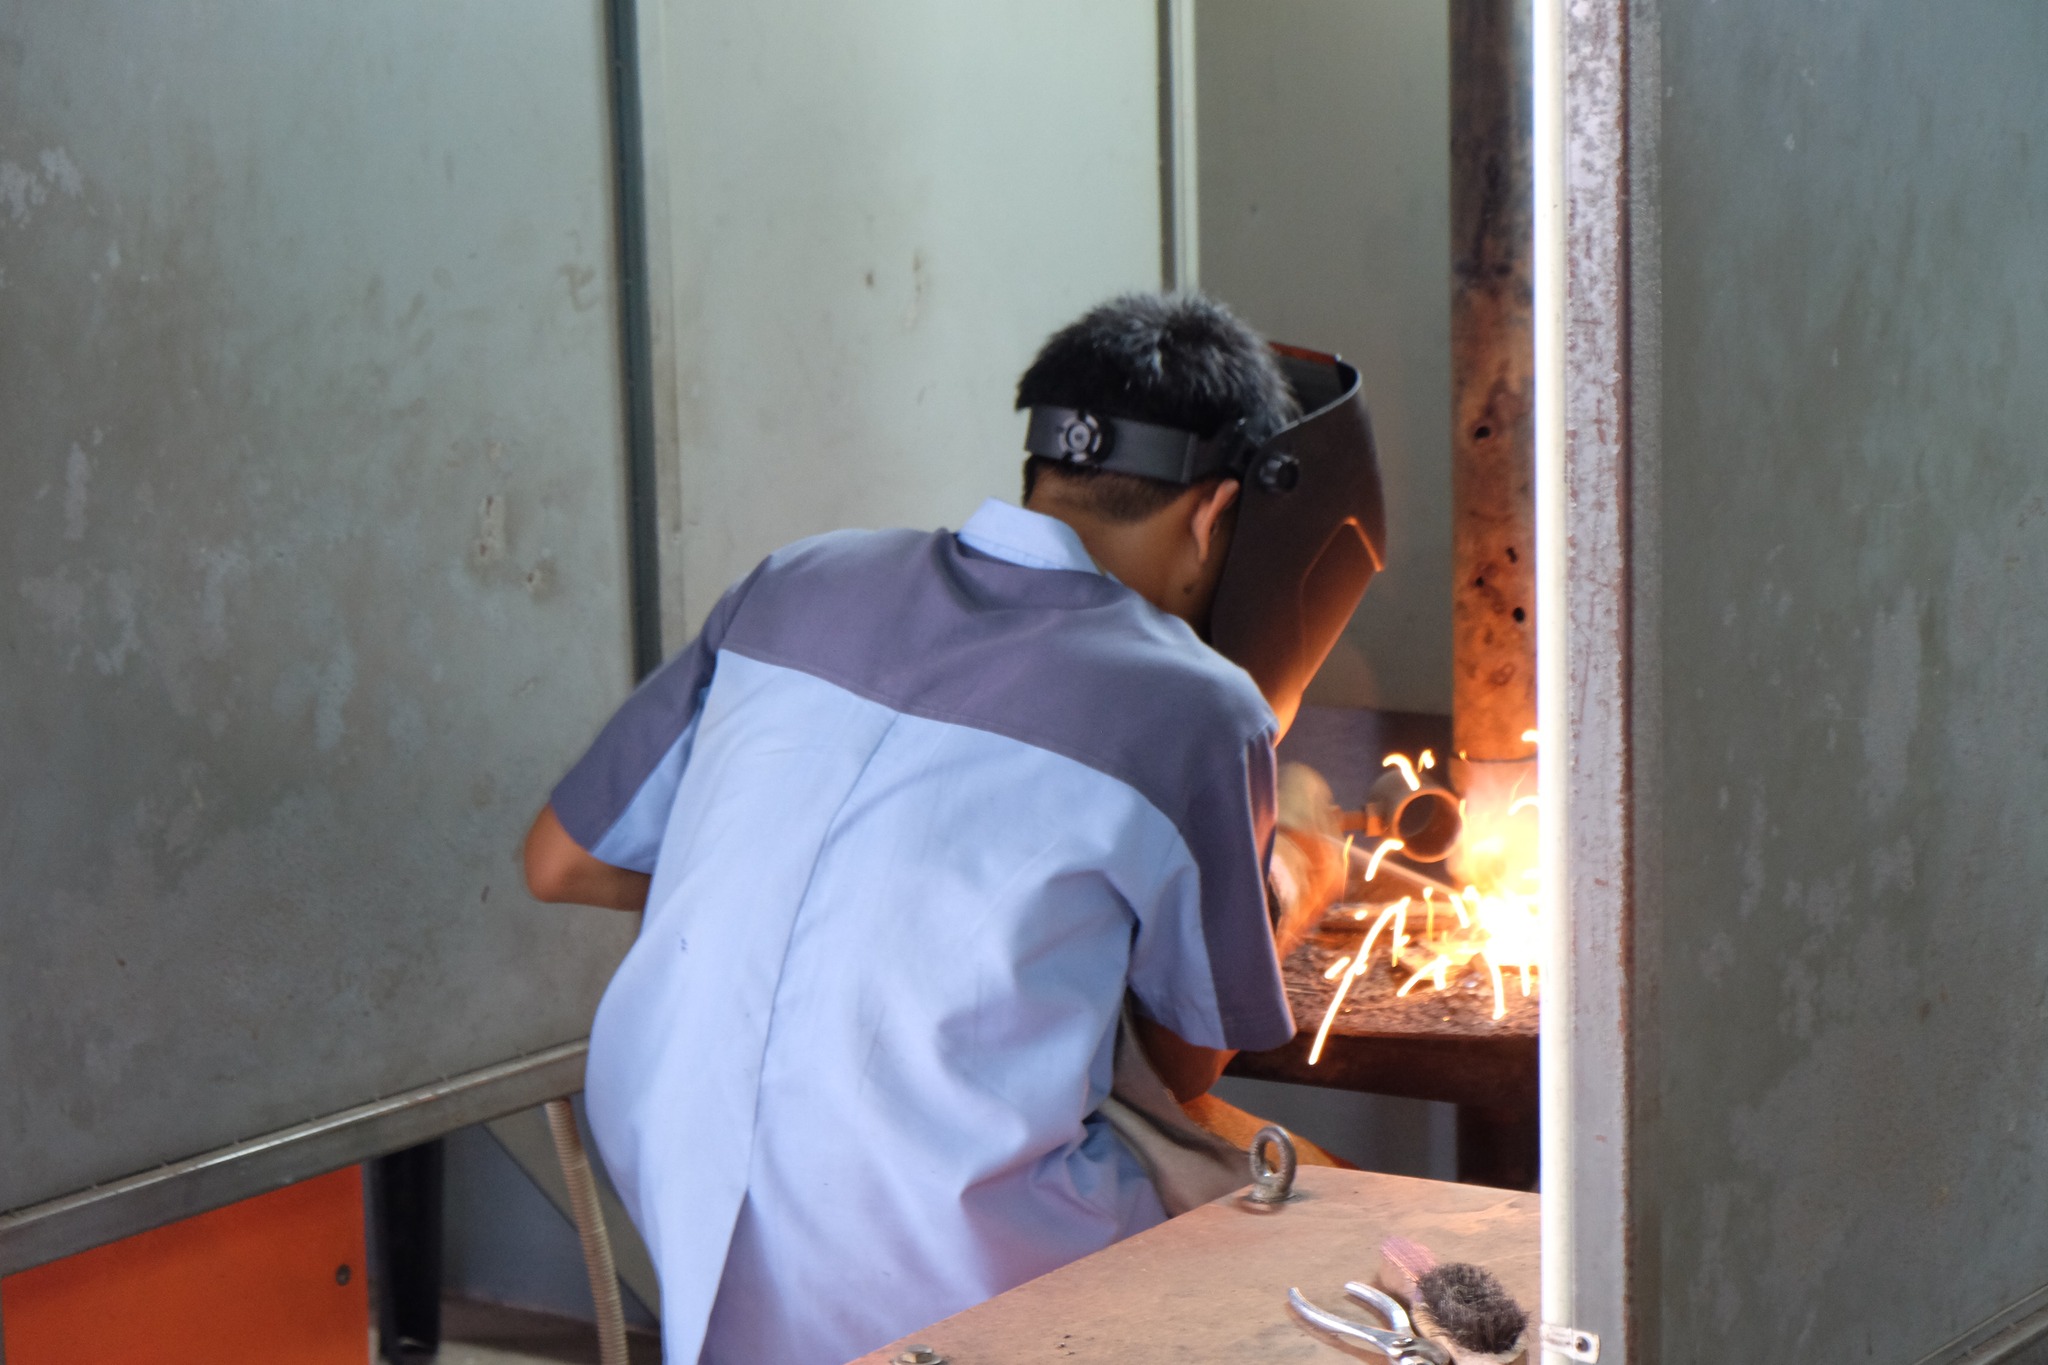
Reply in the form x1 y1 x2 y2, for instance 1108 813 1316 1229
651 0 1164 632
1639 4 2048 1358
1195 0 1454 715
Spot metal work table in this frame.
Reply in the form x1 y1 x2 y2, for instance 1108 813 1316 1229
1261 709 1541 1190
1227 917 1540 1190
855 1165 1539 1364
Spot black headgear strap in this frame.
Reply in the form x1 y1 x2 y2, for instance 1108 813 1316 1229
1022 406 1264 485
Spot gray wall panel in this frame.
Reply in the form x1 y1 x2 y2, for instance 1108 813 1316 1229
654 0 1163 635
1 3 639 1211
1647 4 2048 1357
1196 0 1453 715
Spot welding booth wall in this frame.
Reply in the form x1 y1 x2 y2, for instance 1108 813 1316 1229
0 0 642 1222
0 0 1194 1317
1594 3 2048 1360
648 0 1166 650
1193 0 1455 718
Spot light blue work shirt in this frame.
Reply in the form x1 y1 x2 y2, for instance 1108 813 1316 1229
553 499 1294 1365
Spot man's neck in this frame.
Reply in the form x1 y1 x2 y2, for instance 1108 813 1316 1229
1024 496 1185 620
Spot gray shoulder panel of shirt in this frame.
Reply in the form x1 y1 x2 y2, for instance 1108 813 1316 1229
736 526 1279 775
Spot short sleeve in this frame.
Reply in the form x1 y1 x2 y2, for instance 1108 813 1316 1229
1125 729 1295 1052
548 569 760 872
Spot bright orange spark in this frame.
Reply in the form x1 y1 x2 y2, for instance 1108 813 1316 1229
1308 903 1403 1065
1364 838 1405 880
1397 956 1448 997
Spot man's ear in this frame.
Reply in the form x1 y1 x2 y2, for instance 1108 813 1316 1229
1189 478 1242 564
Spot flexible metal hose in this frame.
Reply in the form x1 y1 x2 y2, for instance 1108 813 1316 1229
544 1097 629 1365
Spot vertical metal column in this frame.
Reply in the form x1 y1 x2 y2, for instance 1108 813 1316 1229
1156 0 1200 292
1450 0 1540 1193
1449 0 1537 790
606 0 664 682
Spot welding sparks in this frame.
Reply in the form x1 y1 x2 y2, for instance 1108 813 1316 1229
1307 900 1406 1065
1364 899 1405 961
1308 743 1547 1041
1308 900 1406 1064
1397 956 1449 997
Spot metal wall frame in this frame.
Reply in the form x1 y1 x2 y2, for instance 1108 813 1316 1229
0 0 668 1278
1155 0 1199 292
1541 5 2048 1361
1536 0 1636 1356
0 1044 588 1279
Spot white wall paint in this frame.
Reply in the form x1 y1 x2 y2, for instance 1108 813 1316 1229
653 0 1163 630
1196 0 1453 715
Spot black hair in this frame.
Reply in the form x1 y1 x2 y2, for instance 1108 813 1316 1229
1016 291 1297 522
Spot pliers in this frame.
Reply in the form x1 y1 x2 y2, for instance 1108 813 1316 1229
1287 1280 1452 1365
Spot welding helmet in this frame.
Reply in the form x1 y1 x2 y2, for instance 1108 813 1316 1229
1023 344 1386 733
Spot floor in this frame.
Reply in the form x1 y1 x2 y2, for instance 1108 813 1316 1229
389 1298 662 1365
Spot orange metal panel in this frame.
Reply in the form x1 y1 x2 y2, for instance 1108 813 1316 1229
1 1166 369 1365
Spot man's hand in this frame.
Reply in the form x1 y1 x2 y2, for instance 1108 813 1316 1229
1133 1012 1233 1103
522 805 650 911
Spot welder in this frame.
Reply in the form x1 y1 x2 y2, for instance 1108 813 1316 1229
522 291 1386 1365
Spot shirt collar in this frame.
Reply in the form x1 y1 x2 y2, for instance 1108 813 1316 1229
956 498 1102 576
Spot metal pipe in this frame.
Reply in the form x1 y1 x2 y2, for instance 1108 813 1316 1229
1449 0 1537 798
1362 768 1464 863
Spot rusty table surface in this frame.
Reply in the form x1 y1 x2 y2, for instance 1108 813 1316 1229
854 1166 1539 1364
1227 910 1540 1114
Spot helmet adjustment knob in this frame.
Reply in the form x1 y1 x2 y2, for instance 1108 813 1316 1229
1057 412 1106 461
1256 450 1302 492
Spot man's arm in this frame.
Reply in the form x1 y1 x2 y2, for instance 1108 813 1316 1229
1133 1012 1233 1103
522 805 650 911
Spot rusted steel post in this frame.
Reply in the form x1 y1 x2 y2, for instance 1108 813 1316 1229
1449 0 1537 798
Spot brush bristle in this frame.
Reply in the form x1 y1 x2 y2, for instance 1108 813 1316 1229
1416 1262 1529 1356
